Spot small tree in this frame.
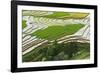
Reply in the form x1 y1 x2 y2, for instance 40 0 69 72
64 42 79 59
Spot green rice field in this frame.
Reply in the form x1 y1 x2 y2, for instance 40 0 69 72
32 24 84 40
23 10 89 19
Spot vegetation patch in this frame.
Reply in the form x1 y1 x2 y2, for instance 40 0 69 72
32 24 84 40
22 10 89 19
22 20 27 29
22 41 90 62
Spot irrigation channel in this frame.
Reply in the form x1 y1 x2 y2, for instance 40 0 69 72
22 15 90 55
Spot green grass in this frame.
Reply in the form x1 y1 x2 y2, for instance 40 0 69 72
32 24 84 40
22 20 27 29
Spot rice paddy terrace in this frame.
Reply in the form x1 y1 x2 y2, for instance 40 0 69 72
22 10 90 62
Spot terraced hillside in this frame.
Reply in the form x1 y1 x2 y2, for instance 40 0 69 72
22 10 90 62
